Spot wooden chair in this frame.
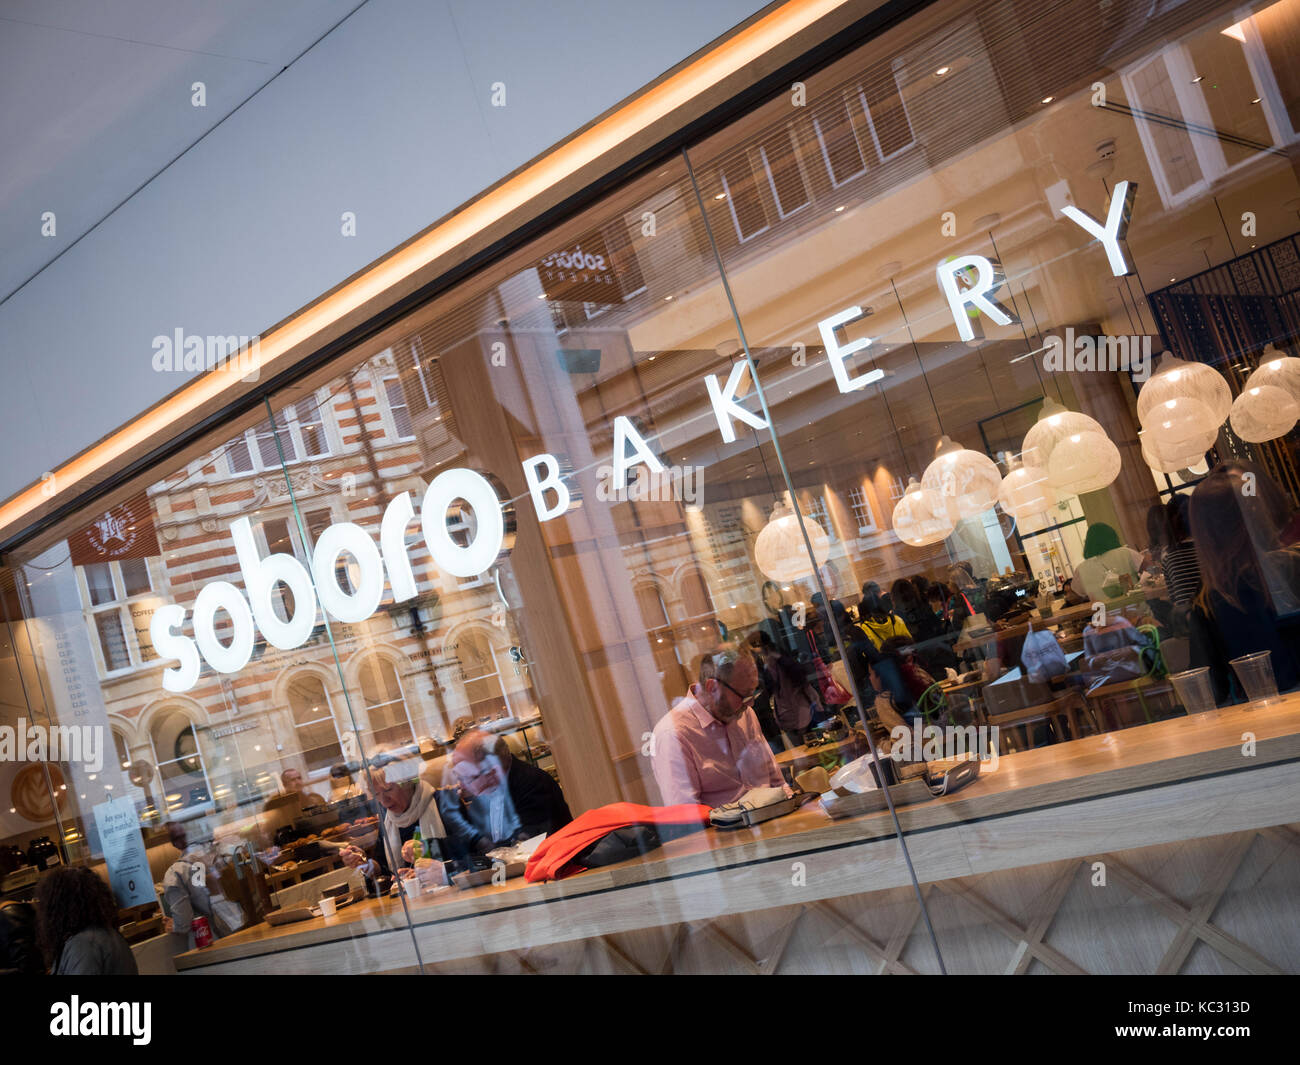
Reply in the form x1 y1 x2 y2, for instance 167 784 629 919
981 677 1089 753
1084 624 1178 728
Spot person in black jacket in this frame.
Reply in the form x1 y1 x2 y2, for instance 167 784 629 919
0 900 42 975
439 730 572 860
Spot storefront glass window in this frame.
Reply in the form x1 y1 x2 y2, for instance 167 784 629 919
3 0 1299 976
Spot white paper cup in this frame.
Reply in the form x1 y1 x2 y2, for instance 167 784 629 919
1169 667 1216 715
401 875 421 898
318 895 337 917
1230 652 1278 704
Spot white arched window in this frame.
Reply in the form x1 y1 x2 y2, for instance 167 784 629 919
286 674 343 773
148 708 211 817
357 656 414 747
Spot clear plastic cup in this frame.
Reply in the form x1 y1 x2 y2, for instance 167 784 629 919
317 895 337 917
1230 652 1278 705
1169 667 1216 715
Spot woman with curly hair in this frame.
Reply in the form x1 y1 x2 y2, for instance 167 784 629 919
35 866 137 975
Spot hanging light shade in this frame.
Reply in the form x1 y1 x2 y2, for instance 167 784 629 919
920 436 1001 521
1244 345 1300 405
1021 398 1105 468
1139 430 1203 475
1230 384 1299 443
891 477 954 546
753 497 830 582
1047 430 1121 495
1142 395 1220 464
998 460 1056 520
1137 352 1231 429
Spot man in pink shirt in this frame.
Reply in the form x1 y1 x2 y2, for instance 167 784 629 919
651 647 787 808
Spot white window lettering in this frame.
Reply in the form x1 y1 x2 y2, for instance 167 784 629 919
380 491 418 602
935 255 1016 342
818 306 881 392
704 362 767 443
522 453 571 522
313 522 384 623
230 516 318 649
1060 179 1136 277
610 416 665 491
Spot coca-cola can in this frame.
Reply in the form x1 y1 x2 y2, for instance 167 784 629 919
192 915 212 948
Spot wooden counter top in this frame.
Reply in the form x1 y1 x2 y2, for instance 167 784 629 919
177 695 1300 973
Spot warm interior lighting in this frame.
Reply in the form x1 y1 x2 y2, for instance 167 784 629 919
0 0 849 543
1221 20 1247 42
934 66 950 76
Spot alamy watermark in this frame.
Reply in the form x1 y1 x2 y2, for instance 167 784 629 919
1042 327 1151 382
888 721 999 769
595 464 704 509
0 719 104 773
151 328 260 382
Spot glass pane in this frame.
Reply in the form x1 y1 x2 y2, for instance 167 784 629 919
84 562 115 606
687 0 1300 975
120 557 151 597
383 376 414 440
95 610 131 671
0 416 423 975
244 143 912 977
294 395 330 458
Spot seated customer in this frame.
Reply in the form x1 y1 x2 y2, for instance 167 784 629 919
440 730 573 858
1073 523 1145 603
339 745 448 886
651 647 787 808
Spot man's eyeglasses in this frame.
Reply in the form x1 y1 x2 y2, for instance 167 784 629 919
717 678 759 705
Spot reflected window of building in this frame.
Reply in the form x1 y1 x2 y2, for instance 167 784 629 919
456 629 511 722
357 655 414 746
286 674 343 773
79 558 157 673
383 375 416 440
149 710 210 817
226 395 333 474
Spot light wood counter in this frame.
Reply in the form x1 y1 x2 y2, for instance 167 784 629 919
176 695 1300 973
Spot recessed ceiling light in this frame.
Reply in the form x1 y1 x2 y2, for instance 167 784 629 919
536 293 546 300
714 192 726 200
834 205 845 212
935 66 950 76
1251 97 1261 104
1041 96 1054 104
1170 277 1176 282
1192 75 1203 83
663 295 673 301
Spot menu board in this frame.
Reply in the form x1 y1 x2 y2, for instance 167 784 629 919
93 800 157 909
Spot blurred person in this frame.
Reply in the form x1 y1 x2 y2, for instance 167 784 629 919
327 762 363 803
160 822 243 948
439 730 572 858
749 629 823 747
890 576 959 674
1072 523 1145 603
1161 494 1203 608
277 767 326 807
651 647 787 807
36 867 137 975
0 899 42 975
857 582 912 649
1189 460 1300 695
